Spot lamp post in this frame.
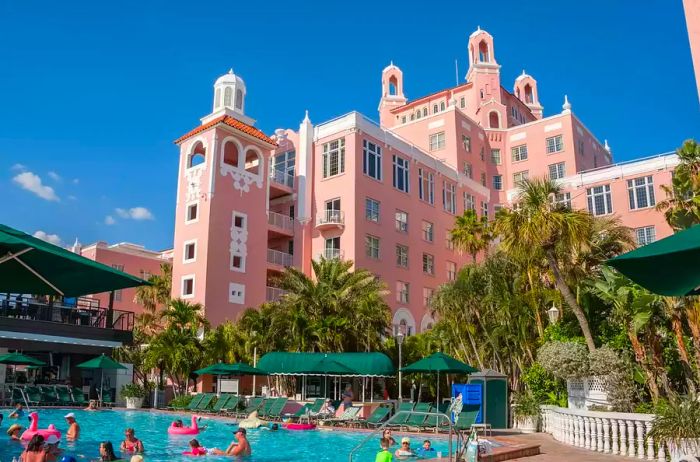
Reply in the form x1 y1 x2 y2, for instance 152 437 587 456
396 330 405 402
547 304 560 324
251 330 258 397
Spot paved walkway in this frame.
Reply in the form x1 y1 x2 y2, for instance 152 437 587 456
508 433 636 461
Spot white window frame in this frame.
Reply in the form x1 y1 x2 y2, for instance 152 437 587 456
446 261 457 281
322 138 345 178
230 211 247 272
553 192 572 209
429 132 446 151
462 135 471 152
422 253 435 275
464 193 475 211
587 184 614 216
418 168 435 205
493 175 503 190
513 170 529 185
443 181 456 214
395 210 408 233
548 162 566 180
365 234 380 259
396 244 409 268
392 155 410 193
422 221 434 242
636 226 656 246
463 162 473 179
490 149 501 165
423 287 434 307
546 135 564 154
482 201 489 220
183 239 197 264
185 202 199 224
397 281 410 303
511 144 528 162
362 139 382 181
181 274 195 299
627 176 656 210
365 197 380 223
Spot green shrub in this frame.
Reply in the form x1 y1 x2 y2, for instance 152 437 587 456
648 393 700 446
522 362 566 404
168 394 193 408
513 392 541 422
120 383 146 398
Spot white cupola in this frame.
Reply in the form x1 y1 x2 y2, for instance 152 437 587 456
203 69 255 125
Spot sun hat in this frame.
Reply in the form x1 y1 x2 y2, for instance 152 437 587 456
45 434 60 445
64 412 75 419
401 437 411 444
6 423 22 435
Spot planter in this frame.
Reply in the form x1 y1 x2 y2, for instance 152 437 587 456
668 439 700 462
515 416 538 433
125 397 143 409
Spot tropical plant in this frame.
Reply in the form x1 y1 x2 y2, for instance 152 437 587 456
450 209 491 262
120 383 146 398
513 392 541 421
657 139 700 231
648 393 700 448
538 341 590 380
133 263 172 336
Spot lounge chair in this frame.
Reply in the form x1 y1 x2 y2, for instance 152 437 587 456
257 399 276 418
194 393 215 411
24 386 42 405
101 389 115 407
233 396 264 418
265 397 288 420
423 402 451 429
39 386 58 405
308 398 325 413
453 405 481 433
387 401 414 428
353 405 390 428
208 393 232 413
11 386 26 405
403 402 431 429
221 395 241 414
71 387 88 405
320 406 360 426
285 403 311 421
55 386 73 405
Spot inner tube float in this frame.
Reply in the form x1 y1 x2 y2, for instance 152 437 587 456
21 412 62 441
182 447 207 456
238 411 264 429
284 422 316 431
168 415 200 435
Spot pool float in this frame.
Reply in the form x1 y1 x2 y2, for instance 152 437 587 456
168 415 200 435
182 447 207 456
21 412 62 441
284 422 316 431
238 411 264 429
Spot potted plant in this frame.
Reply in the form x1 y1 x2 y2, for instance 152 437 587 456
513 392 540 433
120 383 146 409
648 394 700 461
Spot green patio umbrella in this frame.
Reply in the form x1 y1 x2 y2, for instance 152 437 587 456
0 352 46 383
607 224 700 296
195 362 269 376
0 223 148 296
77 354 126 403
401 352 478 413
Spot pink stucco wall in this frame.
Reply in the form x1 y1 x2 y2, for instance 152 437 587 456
685 0 700 101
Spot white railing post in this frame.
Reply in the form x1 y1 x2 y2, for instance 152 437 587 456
644 421 654 461
657 441 665 462
584 416 592 449
603 417 611 453
636 420 645 459
577 415 585 447
596 417 604 452
611 418 619 455
626 419 636 457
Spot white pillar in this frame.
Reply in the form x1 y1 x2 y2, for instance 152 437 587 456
568 414 575 445
596 417 604 452
636 421 645 459
603 417 610 453
645 421 654 460
584 417 591 449
577 416 585 447
626 420 636 457
611 419 619 455
619 418 627 456
657 441 665 462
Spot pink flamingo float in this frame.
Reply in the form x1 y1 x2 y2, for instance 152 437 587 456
21 412 62 441
168 414 200 435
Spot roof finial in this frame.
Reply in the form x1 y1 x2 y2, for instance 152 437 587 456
477 25 481 31
562 94 572 113
604 139 611 153
303 110 310 123
390 60 394 66
228 68 234 74
522 69 527 76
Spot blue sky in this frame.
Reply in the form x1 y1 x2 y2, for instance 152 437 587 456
1 0 697 251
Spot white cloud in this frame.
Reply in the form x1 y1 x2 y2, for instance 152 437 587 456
33 230 62 246
11 163 27 172
104 215 116 225
114 207 154 221
72 178 79 184
12 172 60 201
47 171 62 182
67 195 77 201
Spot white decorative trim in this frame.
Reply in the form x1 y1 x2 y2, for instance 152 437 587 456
544 122 562 133
392 308 416 335
428 119 445 129
230 211 248 272
219 144 264 195
478 132 485 140
181 274 195 299
182 239 197 264
228 282 245 305
184 166 205 202
510 132 527 142
420 314 435 332
219 136 245 169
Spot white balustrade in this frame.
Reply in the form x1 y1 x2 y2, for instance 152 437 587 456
541 406 667 461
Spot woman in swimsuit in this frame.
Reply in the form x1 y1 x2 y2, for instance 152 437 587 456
21 435 48 462
120 428 144 454
99 441 120 462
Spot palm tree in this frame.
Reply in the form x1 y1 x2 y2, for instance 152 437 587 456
133 263 172 336
657 139 700 230
450 209 491 262
160 298 209 333
495 178 598 351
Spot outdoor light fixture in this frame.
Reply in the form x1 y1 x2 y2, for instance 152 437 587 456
396 329 405 402
547 304 560 324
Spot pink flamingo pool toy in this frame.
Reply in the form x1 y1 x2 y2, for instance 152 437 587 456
168 415 200 435
21 412 62 441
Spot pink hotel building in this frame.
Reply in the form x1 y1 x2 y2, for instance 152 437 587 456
157 27 680 335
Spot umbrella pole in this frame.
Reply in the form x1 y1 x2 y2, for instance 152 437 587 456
436 370 440 431
100 369 104 405
370 378 374 403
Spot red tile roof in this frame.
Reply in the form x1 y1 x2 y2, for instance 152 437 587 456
174 115 277 146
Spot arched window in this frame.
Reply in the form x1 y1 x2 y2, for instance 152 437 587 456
214 88 221 109
245 149 261 175
223 141 240 167
388 76 398 96
188 142 206 168
524 84 533 104
478 41 490 62
433 104 438 113
440 101 446 111
489 111 500 129
416 110 421 119
516 88 521 99
235 89 243 110
470 44 476 63
422 108 427 117
224 87 233 107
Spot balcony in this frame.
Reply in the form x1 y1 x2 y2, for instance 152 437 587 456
318 248 344 260
267 211 294 238
266 286 287 302
316 210 345 231
267 249 293 270
269 167 294 199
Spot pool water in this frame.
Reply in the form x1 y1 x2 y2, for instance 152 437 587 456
0 409 451 461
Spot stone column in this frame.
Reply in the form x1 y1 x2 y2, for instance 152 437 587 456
603 417 611 453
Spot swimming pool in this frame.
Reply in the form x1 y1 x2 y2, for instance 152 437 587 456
0 409 451 461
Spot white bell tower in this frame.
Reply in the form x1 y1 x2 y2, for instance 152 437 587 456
202 69 255 125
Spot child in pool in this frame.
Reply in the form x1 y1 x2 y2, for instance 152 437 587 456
184 439 207 456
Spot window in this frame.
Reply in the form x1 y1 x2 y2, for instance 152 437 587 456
325 236 341 259
513 170 529 185
462 135 471 152
463 162 473 179
433 104 438 114
423 287 434 307
231 212 247 271
546 135 564 154
363 140 382 181
443 181 456 214
416 110 421 119
396 244 409 268
235 89 243 109
422 221 434 242
490 149 501 165
554 192 572 209
392 155 410 193
577 139 585 156
488 111 500 129
184 240 196 263
182 276 195 298
418 169 435 205
365 198 380 222
395 210 408 233
429 132 446 151
273 150 295 185
397 281 410 303
492 175 503 190
627 176 655 210
422 253 435 275
446 261 457 281
636 226 656 246
511 144 528 162
548 162 566 180
322 138 345 178
186 203 198 223
401 116 406 124
440 101 446 111
288 240 294 255
111 264 124 301
445 230 455 250
223 140 240 167
464 193 475 211
481 201 489 220
481 173 486 187
460 97 465 108
480 147 485 161
587 184 613 216
224 87 232 106
422 108 428 117
365 235 380 259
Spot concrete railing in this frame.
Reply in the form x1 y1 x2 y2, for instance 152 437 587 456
266 249 293 267
268 211 294 232
541 405 665 461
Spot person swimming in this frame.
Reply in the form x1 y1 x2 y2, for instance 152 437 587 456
9 403 24 419
172 419 183 428
209 428 251 457
120 428 144 454
7 423 23 441
99 441 120 461
184 439 207 456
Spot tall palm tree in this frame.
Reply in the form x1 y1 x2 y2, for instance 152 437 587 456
657 139 700 230
450 209 491 262
495 178 598 351
133 263 172 336
160 298 209 333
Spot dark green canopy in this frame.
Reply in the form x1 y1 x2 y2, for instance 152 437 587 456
608 224 700 296
401 352 478 374
0 352 46 366
77 354 126 370
195 362 268 376
258 352 395 377
0 223 148 297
